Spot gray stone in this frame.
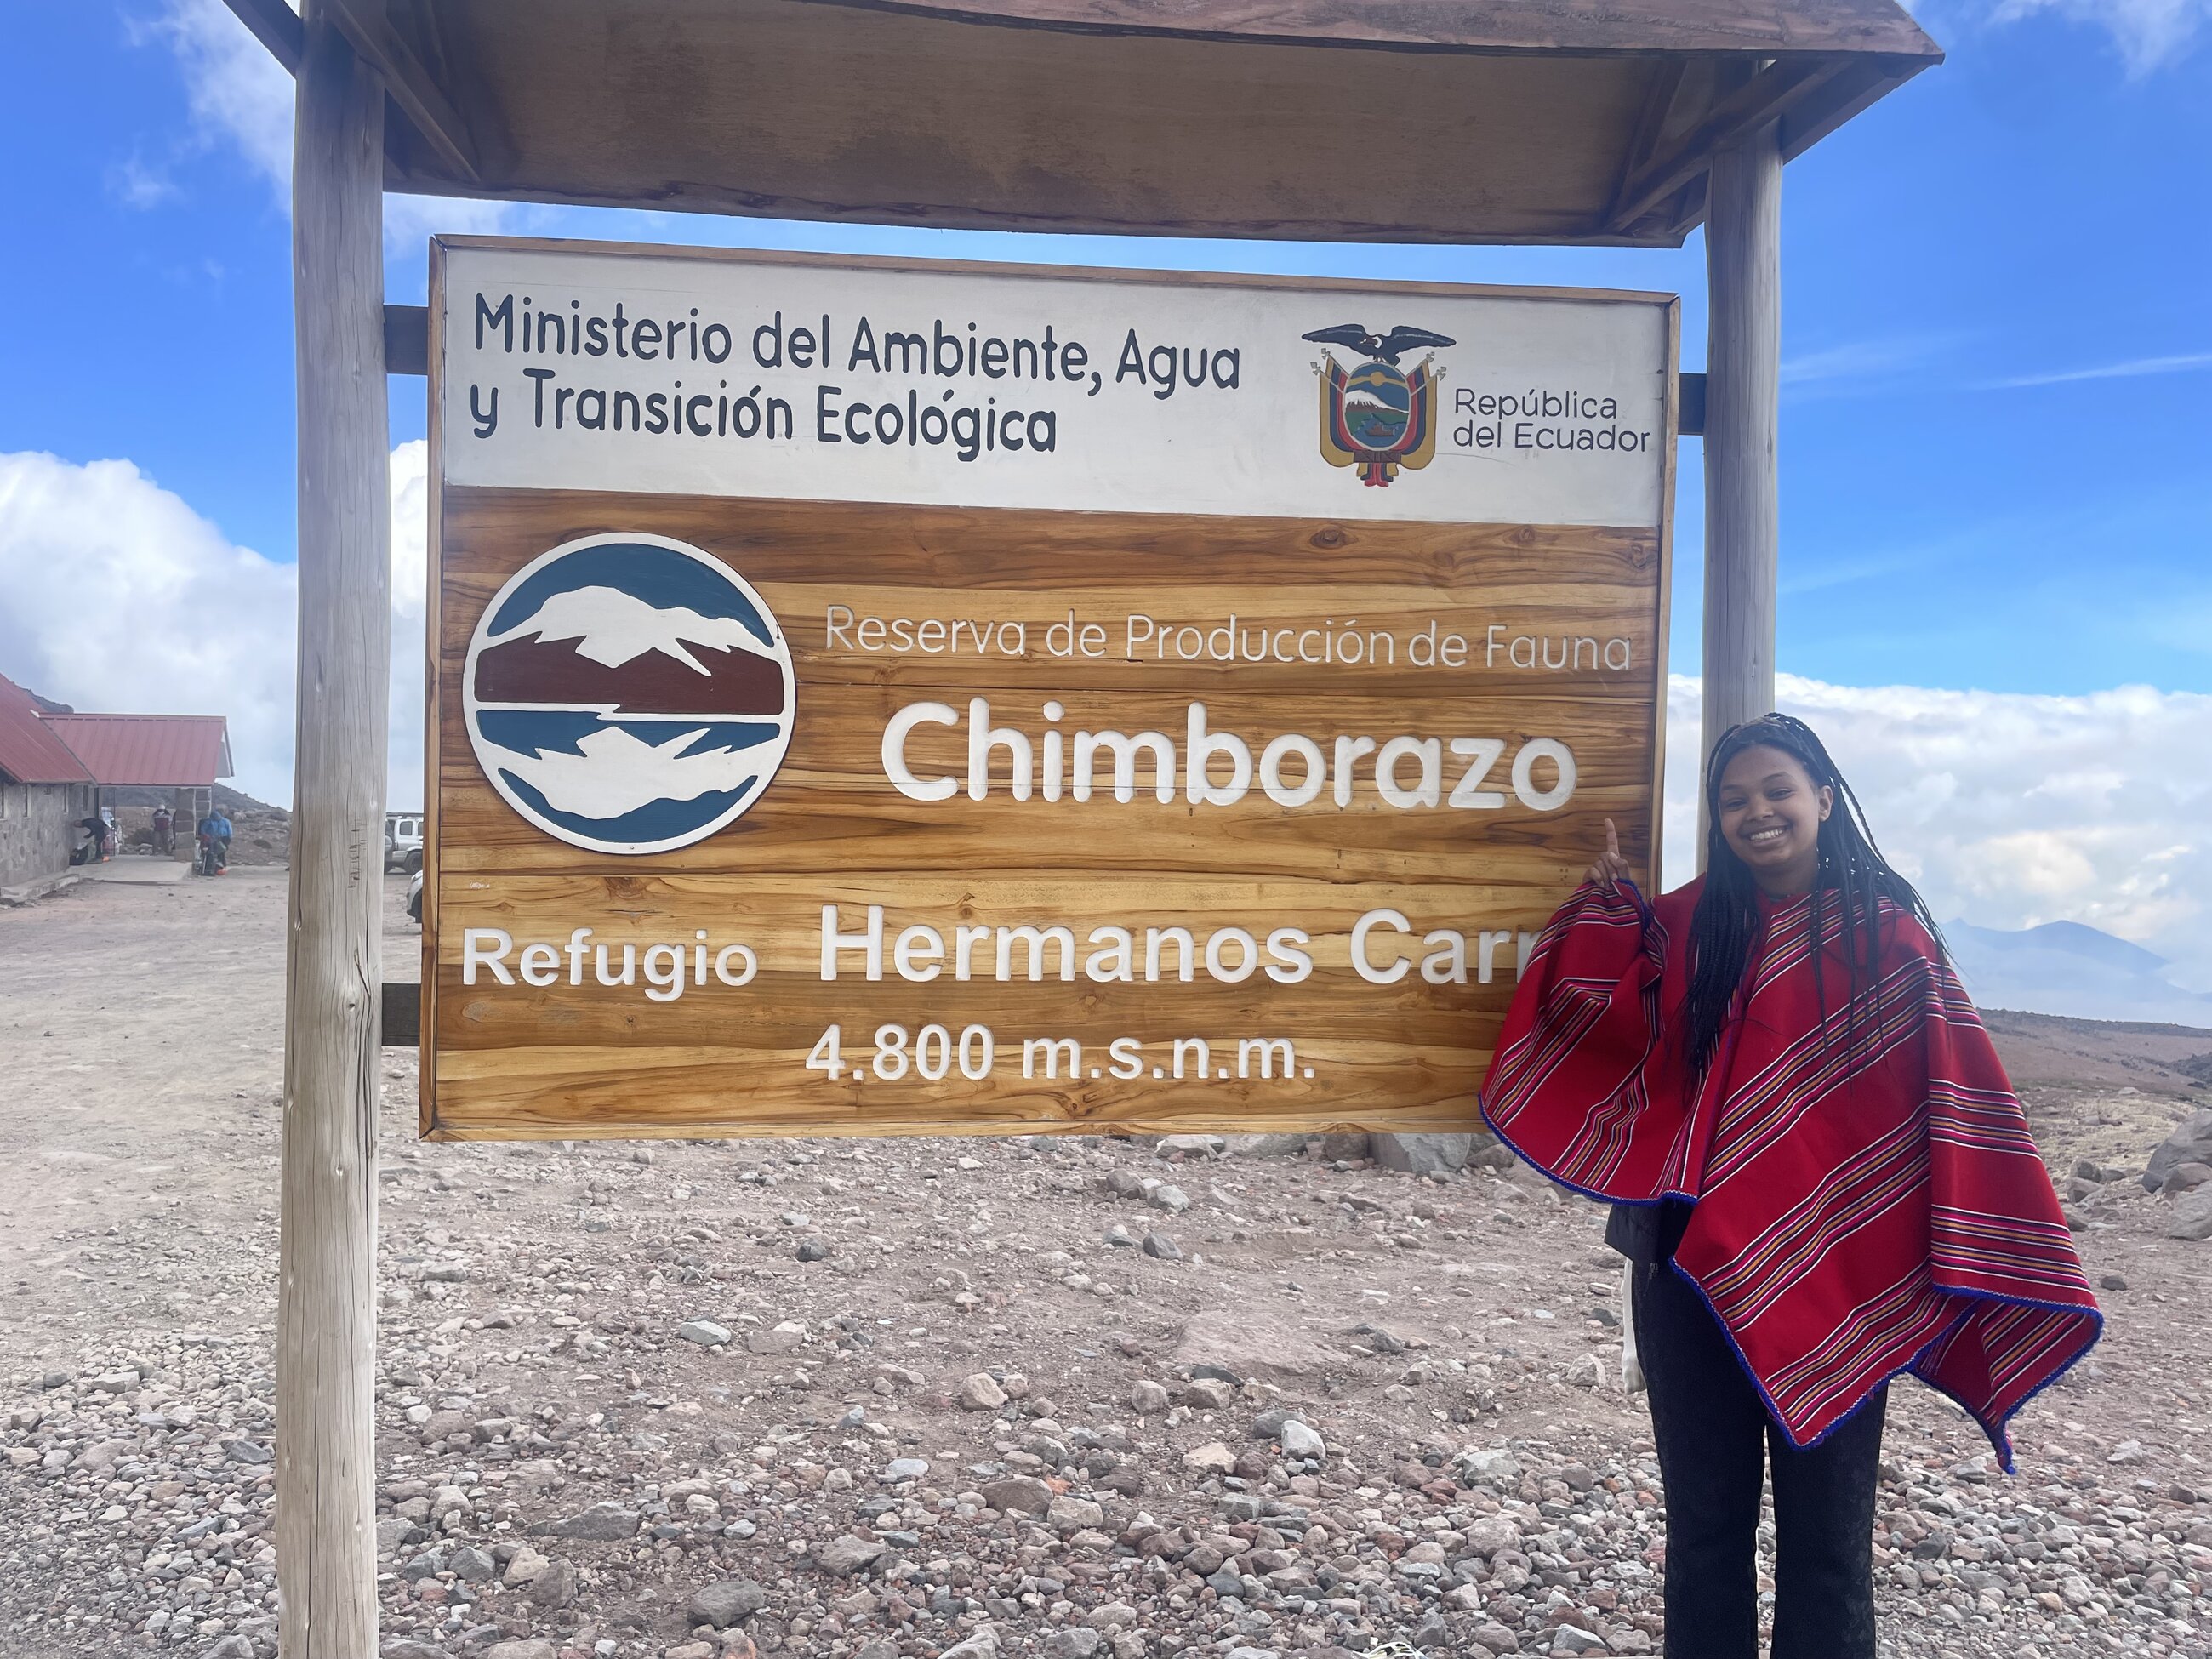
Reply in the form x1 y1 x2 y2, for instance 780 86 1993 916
2145 1108 2212 1192
1047 1495 1106 1533
381 1643 446 1659
484 1643 557 1659
1174 1308 1346 1381
956 1372 1007 1411
1315 1132 1371 1162
205 1640 254 1659
882 1457 930 1481
1141 1231 1182 1261
678 1320 731 1347
533 1501 641 1541
1454 1446 1525 1488
980 1475 1054 1514
2168 1186 2212 1241
746 1320 807 1354
1131 1379 1170 1414
1083 1601 1139 1631
938 1631 1000 1659
1045 1631 1103 1659
526 1559 579 1609
1278 1419 1325 1459
795 1237 833 1261
447 1544 497 1583
1471 1626 1523 1655
1462 1514 1520 1556
816 1534 889 1575
1373 1132 1486 1176
1206 1562 1247 1597
1155 1135 1226 1160
1147 1183 1189 1213
689 1577 768 1628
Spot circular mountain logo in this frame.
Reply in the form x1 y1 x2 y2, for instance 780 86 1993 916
464 533 795 855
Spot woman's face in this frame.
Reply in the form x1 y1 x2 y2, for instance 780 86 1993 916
1714 744 1833 895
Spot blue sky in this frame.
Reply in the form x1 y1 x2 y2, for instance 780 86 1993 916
5 0 2206 694
3 0 2210 1007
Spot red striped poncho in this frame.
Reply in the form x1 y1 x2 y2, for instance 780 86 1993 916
1480 876 2101 1468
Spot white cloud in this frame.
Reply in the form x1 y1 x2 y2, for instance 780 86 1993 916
0 447 430 813
388 441 429 810
139 0 296 191
1779 334 1958 396
7 448 2209 1005
1987 350 2212 389
1662 674 2212 990
143 0 512 246
0 452 296 802
1981 0 2209 71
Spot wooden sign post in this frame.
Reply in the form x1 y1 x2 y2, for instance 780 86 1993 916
420 239 1674 1140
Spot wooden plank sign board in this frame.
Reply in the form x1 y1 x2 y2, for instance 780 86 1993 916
423 237 1675 1141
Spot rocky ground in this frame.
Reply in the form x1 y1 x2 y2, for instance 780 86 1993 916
2 870 2209 1659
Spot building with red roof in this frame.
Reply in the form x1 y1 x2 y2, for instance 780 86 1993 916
0 673 99 892
0 672 235 892
37 714 233 791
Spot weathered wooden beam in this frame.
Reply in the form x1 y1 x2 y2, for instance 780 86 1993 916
323 0 481 183
381 979 420 1046
219 0 303 75
1699 120 1782 835
1780 55 1930 162
1604 60 1688 231
1608 60 1828 236
276 4 387 1655
1679 371 1707 439
384 303 429 375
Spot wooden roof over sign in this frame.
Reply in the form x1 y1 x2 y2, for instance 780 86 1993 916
227 0 1939 245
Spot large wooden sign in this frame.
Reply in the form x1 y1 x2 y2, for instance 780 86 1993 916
423 238 1674 1140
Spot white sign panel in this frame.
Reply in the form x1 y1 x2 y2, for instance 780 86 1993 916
436 242 1672 527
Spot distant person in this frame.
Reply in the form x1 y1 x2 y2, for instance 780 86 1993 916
73 814 104 865
197 809 229 874
151 804 174 857
1480 714 2101 1659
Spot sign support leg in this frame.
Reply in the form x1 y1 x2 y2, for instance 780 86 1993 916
1699 117 1782 834
276 4 388 1654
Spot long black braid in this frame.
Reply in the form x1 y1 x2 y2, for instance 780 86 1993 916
1680 713 1946 1081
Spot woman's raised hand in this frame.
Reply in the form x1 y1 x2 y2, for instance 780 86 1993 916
1586 818 1633 893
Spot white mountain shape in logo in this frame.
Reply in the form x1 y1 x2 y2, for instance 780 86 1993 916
493 584 780 673
487 724 772 819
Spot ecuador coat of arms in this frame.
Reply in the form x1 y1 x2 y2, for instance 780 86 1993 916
1303 322 1454 487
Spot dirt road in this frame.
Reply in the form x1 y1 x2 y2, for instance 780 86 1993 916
2 872 2207 1659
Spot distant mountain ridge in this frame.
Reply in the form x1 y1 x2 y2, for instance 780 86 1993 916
474 633 784 716
1945 916 2212 1029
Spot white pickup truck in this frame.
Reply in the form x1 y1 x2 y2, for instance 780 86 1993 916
384 812 424 874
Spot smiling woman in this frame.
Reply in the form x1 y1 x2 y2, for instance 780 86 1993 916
1481 711 2101 1659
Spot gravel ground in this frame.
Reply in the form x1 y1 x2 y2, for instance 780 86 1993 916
2 869 2209 1659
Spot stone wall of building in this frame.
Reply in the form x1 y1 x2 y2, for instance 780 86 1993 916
0 780 92 892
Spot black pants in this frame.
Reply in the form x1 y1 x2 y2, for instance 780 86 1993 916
1635 1260 1887 1659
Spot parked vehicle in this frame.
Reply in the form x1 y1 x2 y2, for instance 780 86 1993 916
385 812 425 875
406 869 424 925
